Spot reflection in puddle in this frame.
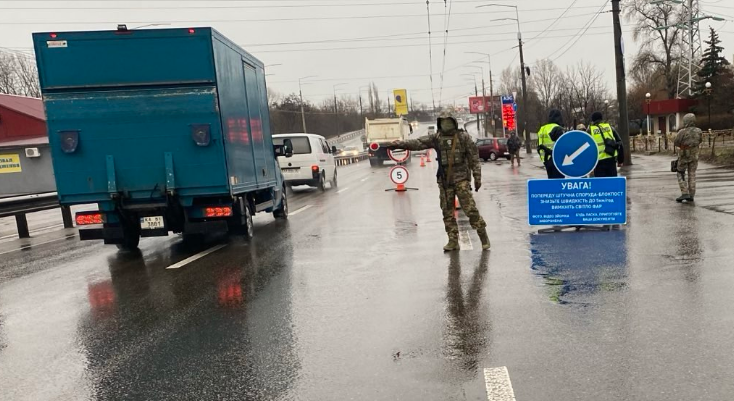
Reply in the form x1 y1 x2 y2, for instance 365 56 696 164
530 230 629 304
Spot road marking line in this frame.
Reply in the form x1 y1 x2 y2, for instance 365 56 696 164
484 367 516 401
289 205 313 216
0 234 77 256
360 177 370 182
337 187 351 194
166 244 227 270
459 229 473 251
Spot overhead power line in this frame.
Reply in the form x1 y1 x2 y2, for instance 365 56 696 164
547 1 611 61
0 11 602 25
426 1 437 111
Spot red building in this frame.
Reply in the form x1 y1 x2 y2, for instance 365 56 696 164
641 98 697 135
0 94 46 144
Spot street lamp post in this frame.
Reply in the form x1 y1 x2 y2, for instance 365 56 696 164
467 52 495 137
358 85 370 118
479 3 529 152
465 65 486 136
333 83 348 137
645 93 652 136
705 81 713 130
462 74 480 134
298 75 317 133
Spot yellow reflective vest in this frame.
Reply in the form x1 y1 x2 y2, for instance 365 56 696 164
537 123 559 161
589 122 617 160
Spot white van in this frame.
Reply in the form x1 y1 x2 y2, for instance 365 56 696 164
272 133 337 191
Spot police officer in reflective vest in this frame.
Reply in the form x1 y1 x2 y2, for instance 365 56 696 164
537 109 565 179
587 111 624 177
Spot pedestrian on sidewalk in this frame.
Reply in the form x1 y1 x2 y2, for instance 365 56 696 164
588 111 624 177
507 130 522 167
674 113 703 203
388 111 490 252
537 109 565 179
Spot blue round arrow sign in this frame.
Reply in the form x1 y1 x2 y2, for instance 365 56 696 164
552 130 598 178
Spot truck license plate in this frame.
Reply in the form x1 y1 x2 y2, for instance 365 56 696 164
140 216 164 230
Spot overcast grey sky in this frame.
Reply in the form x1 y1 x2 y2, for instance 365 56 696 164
1 0 732 107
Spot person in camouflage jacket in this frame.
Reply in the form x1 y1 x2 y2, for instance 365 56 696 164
389 112 489 252
674 113 703 203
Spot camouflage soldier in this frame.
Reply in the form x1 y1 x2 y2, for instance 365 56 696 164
674 113 703 203
389 112 489 252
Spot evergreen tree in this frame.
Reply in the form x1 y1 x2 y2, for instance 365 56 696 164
695 27 730 94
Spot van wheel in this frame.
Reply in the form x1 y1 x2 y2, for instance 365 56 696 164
273 190 288 219
489 152 498 161
318 173 326 192
331 170 338 188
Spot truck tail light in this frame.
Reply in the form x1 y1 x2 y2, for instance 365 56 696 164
311 165 319 172
76 212 104 225
205 206 233 218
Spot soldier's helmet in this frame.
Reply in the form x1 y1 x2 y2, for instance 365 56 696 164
437 111 459 130
683 113 697 128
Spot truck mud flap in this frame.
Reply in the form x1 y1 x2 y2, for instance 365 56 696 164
184 220 229 235
79 227 124 241
141 228 169 238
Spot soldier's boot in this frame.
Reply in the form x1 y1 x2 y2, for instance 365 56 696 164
477 228 490 251
676 194 692 203
443 235 460 252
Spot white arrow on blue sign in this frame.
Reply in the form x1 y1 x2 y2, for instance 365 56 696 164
552 130 599 178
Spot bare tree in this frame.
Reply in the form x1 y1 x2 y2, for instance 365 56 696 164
0 52 41 97
0 53 19 95
624 0 683 98
531 59 563 114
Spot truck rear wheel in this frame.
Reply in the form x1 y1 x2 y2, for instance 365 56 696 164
273 189 288 219
243 203 254 239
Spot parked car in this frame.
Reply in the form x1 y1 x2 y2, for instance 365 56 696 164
273 133 337 191
476 138 511 161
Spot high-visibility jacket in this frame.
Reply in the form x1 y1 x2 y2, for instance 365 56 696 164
537 123 559 161
589 122 617 160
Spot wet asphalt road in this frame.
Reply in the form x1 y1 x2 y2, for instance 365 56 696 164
3 137 734 399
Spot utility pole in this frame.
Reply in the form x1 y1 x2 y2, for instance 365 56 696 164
612 0 632 165
481 76 487 138
489 68 495 137
518 32 530 153
298 76 316 133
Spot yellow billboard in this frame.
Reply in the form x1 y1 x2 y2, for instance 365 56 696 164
393 89 409 116
0 154 22 174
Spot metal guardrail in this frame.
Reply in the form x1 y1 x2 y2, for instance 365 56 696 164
331 129 365 144
335 152 369 166
0 192 73 239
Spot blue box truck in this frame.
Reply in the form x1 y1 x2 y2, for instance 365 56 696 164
33 27 291 249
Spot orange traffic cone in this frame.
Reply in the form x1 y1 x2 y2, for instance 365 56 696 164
426 150 432 162
455 196 461 210
396 183 406 192
420 156 426 167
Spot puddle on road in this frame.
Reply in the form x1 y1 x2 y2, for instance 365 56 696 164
530 231 629 304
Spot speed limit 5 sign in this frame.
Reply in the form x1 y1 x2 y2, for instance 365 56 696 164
389 165 409 185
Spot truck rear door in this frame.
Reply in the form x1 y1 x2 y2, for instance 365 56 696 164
33 29 229 204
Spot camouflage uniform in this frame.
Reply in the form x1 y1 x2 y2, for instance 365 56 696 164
674 113 703 202
390 113 488 251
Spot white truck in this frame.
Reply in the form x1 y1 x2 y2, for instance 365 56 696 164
364 117 413 167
